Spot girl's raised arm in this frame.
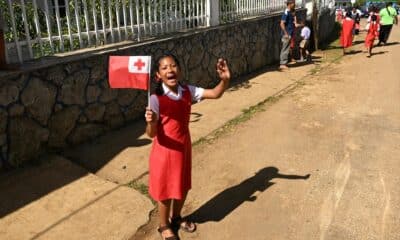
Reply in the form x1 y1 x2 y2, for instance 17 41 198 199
202 58 231 100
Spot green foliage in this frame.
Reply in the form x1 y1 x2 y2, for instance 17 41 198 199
355 0 367 7
0 0 46 42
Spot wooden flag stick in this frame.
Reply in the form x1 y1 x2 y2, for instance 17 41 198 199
147 59 152 107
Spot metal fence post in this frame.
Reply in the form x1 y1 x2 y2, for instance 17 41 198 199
206 0 219 26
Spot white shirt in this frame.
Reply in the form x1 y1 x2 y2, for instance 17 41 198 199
301 26 311 40
150 83 204 117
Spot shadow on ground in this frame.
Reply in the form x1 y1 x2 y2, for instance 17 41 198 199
288 59 319 68
382 41 399 46
187 167 310 223
62 121 152 173
353 40 365 45
345 50 363 55
190 112 203 123
371 51 388 56
0 156 88 218
0 121 151 218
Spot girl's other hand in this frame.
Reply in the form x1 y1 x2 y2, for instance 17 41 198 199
216 58 231 82
145 107 157 124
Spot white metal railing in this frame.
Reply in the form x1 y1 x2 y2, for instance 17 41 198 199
0 0 208 64
0 0 307 64
219 0 305 23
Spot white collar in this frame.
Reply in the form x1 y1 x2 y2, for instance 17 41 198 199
162 83 186 97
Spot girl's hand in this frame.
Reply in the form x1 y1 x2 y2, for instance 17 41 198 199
216 58 231 83
145 107 157 124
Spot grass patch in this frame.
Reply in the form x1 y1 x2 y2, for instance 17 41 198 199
126 179 156 205
194 34 344 148
193 81 305 147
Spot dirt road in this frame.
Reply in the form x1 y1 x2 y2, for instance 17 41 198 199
134 26 400 239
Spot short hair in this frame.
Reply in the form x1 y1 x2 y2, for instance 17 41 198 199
286 0 295 5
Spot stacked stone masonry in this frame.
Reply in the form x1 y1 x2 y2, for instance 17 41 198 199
0 10 307 168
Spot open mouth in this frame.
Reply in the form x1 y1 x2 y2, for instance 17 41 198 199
166 74 177 80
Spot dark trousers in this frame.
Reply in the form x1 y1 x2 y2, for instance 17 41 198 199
379 24 393 43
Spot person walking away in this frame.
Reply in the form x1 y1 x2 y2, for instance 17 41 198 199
365 14 380 57
299 20 311 62
340 11 355 55
366 6 380 32
378 2 398 46
279 0 300 70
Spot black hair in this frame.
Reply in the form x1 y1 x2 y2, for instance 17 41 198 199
386 2 393 7
286 0 294 6
371 14 377 22
154 53 181 96
345 11 352 18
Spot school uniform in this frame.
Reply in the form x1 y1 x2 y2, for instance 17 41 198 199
148 83 204 201
365 21 379 48
300 26 311 49
340 17 355 48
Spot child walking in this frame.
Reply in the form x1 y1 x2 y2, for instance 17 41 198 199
299 20 311 62
365 14 380 57
340 11 355 55
145 54 231 240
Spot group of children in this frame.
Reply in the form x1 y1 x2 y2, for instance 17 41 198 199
340 8 381 57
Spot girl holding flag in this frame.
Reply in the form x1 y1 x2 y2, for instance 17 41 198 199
145 54 231 240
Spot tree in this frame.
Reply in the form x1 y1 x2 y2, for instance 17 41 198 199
312 0 319 50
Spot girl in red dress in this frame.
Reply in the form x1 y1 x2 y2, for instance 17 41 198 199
365 14 380 57
145 54 231 240
340 11 355 55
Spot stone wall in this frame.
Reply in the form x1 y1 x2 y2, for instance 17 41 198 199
0 9 306 169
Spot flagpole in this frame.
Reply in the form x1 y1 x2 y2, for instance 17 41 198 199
148 58 151 108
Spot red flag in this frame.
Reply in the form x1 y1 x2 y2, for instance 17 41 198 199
108 56 151 90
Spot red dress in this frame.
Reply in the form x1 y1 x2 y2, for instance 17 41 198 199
149 86 192 201
340 18 354 48
365 22 379 48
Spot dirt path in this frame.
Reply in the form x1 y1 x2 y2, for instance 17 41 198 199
133 26 400 239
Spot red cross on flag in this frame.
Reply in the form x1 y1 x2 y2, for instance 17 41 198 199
108 56 151 90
